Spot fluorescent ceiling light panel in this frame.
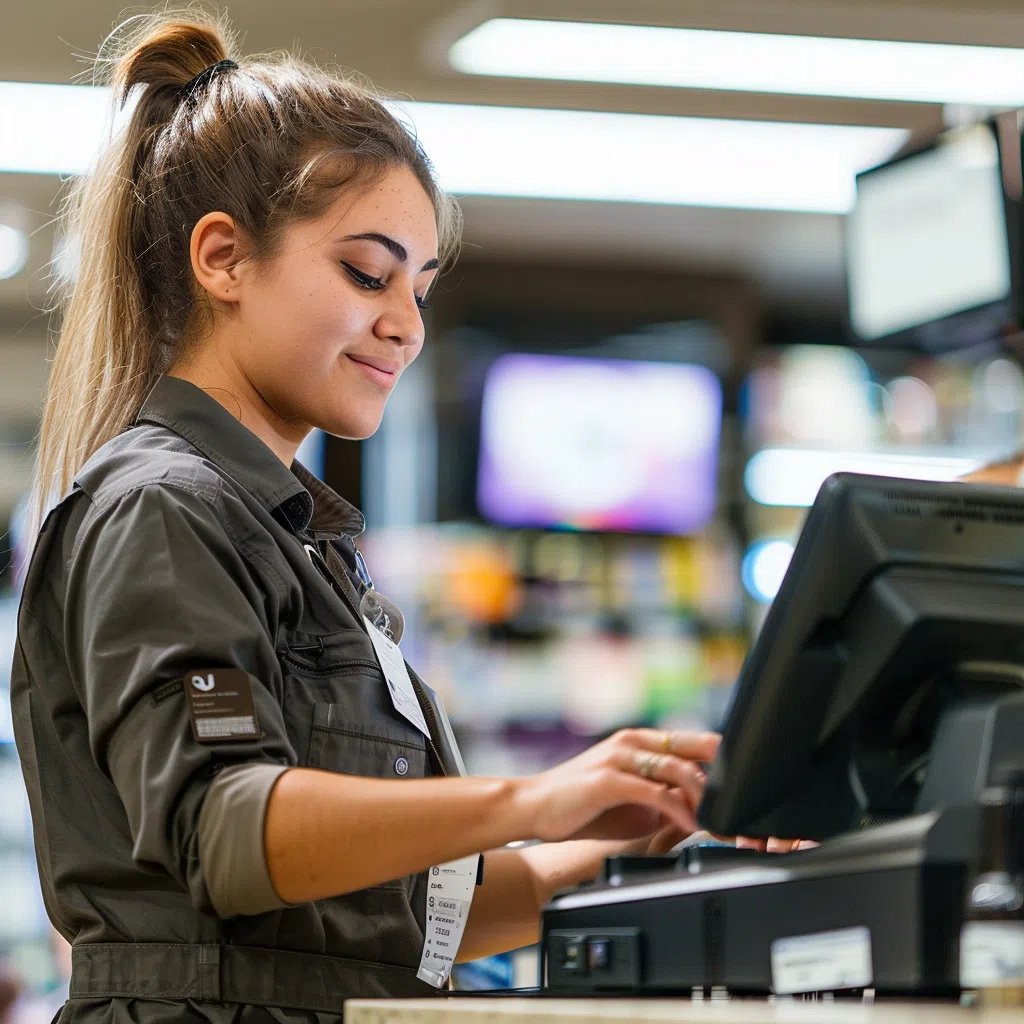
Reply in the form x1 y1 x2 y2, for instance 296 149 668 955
0 82 113 175
398 102 904 213
0 83 905 213
451 18 1024 107
745 448 984 507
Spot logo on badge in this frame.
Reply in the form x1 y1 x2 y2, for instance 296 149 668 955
191 673 216 692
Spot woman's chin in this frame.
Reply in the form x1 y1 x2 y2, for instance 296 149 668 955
318 408 386 441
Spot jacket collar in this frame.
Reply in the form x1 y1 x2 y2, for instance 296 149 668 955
136 375 363 538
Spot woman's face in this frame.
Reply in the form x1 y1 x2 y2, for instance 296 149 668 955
229 163 439 441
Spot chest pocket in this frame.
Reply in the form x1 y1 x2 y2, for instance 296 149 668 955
278 627 428 781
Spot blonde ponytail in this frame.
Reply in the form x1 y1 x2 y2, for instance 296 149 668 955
33 9 234 529
33 5 460 531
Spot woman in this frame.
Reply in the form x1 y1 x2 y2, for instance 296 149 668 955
12 9 723 1023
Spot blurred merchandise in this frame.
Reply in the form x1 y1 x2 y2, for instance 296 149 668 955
451 945 538 991
960 772 1024 1005
364 521 745 774
740 344 1024 631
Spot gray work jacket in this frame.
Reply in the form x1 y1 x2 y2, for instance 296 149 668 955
11 375 462 1023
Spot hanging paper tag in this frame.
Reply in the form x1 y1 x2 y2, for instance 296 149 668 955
364 616 429 738
414 686 480 989
417 853 481 987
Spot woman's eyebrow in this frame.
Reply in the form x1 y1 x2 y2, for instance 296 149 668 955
338 231 439 272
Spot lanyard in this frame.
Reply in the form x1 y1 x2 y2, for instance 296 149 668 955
302 537 404 643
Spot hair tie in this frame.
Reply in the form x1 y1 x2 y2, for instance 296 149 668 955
181 58 238 97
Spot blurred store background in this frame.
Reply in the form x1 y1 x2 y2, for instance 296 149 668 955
4 0 1024 1010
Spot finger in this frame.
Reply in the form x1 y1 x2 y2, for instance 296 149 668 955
652 784 701 835
574 805 663 842
603 772 699 835
628 728 721 763
647 823 688 856
655 759 706 809
735 835 768 851
618 750 706 808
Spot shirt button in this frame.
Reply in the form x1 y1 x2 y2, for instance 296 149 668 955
394 756 409 776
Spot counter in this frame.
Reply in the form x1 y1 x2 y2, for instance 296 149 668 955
345 996 1021 1024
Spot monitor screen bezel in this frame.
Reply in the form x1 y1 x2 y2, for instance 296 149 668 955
843 119 1020 351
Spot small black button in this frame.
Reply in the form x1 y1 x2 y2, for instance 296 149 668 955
394 756 409 776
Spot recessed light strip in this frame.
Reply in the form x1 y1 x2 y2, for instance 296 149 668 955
744 448 985 507
450 18 1024 108
0 83 906 213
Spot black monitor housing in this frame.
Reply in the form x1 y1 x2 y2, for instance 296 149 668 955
699 473 1024 842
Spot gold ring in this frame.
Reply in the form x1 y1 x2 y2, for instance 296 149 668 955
662 731 674 754
636 752 663 780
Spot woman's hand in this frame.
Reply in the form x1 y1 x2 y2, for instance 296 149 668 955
736 835 818 852
512 728 720 844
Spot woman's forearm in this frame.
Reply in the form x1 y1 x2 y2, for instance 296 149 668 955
458 840 636 962
517 838 629 905
264 768 529 904
265 727 719 906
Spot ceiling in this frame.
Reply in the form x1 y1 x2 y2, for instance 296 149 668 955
2 0 1024 322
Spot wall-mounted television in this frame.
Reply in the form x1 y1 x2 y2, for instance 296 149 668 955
846 117 1022 350
476 354 721 534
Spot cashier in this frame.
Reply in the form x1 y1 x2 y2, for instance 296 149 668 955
11 13 721 1023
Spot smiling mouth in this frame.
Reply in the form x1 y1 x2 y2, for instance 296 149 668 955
347 354 399 387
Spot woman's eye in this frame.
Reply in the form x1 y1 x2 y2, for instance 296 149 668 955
343 261 430 311
341 262 385 291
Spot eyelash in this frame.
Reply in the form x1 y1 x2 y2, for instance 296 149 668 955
341 262 431 311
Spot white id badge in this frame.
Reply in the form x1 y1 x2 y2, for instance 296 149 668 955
414 689 479 988
364 616 429 738
417 853 480 987
362 627 477 987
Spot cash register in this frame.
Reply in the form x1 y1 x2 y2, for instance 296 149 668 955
540 473 1024 997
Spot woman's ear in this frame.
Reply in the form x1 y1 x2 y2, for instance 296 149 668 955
190 211 243 305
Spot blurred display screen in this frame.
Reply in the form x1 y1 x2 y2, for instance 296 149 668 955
477 354 721 534
847 124 1012 343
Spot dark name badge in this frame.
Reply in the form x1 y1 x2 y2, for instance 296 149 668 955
184 668 262 743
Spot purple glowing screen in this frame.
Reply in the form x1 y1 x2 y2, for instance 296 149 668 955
477 354 721 534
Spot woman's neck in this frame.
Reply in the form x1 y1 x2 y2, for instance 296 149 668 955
168 346 307 467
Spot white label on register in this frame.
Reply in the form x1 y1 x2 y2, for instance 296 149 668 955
417 853 480 987
771 926 873 995
961 922 1024 987
364 617 429 738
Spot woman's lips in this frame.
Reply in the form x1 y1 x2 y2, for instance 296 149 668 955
347 354 399 388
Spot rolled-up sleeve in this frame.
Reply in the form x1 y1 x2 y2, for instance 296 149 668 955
64 480 297 917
